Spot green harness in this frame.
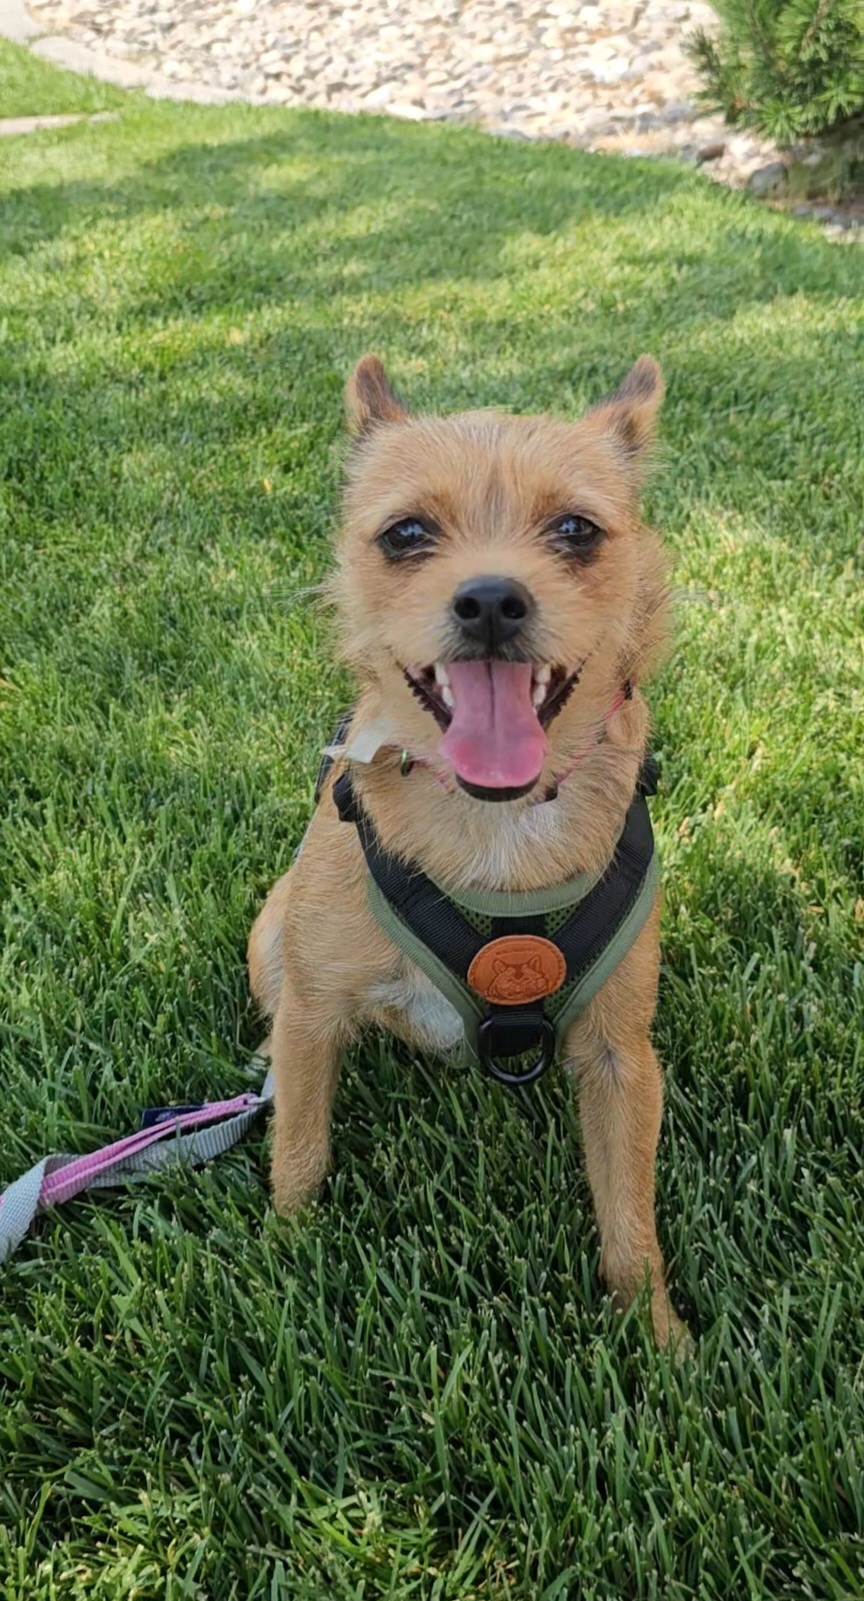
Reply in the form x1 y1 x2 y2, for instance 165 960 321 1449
331 758 659 1086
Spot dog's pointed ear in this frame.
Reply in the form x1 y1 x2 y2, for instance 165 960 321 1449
589 356 664 461
346 355 408 436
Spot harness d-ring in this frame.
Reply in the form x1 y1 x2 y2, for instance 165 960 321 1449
477 1017 556 1087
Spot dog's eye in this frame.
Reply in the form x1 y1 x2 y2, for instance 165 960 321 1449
377 517 436 560
550 513 605 555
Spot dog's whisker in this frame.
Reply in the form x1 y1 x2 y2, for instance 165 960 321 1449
671 585 718 608
265 582 332 614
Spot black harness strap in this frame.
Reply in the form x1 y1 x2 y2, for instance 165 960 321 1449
481 911 549 1080
552 786 654 983
333 772 488 978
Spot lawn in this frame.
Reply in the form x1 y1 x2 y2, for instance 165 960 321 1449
0 37 128 118
1 36 863 1601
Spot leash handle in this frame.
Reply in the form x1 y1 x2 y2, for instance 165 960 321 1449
0 1072 274 1265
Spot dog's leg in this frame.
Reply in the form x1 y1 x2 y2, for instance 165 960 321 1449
248 869 292 1020
566 1024 685 1350
268 979 345 1216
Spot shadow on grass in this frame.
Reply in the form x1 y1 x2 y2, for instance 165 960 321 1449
1 111 859 319
2 114 861 578
0 112 688 265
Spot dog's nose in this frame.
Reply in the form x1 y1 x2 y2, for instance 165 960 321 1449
451 576 535 649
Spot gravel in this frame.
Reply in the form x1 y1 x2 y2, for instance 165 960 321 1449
25 0 760 169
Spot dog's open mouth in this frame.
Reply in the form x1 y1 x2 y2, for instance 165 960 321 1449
404 660 581 800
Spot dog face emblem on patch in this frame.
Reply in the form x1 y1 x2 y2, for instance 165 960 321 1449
467 935 566 1005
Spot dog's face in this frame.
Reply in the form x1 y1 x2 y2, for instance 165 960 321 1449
332 356 667 802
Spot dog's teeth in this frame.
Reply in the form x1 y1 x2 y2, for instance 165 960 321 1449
534 665 551 686
436 664 454 708
532 683 547 710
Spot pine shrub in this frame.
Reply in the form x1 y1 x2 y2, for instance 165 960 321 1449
687 0 864 143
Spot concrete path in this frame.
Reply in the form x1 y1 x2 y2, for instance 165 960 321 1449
0 108 117 131
0 0 237 99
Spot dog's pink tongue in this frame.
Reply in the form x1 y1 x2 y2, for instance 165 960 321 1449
438 661 547 790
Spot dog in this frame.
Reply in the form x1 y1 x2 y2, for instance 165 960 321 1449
248 354 685 1348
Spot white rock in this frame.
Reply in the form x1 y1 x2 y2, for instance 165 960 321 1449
588 57 633 84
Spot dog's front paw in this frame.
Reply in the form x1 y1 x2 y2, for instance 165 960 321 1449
270 1143 329 1216
650 1291 693 1359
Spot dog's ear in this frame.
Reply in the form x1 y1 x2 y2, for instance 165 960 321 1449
346 355 409 436
589 355 664 460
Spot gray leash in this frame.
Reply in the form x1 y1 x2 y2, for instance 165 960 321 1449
0 1069 274 1265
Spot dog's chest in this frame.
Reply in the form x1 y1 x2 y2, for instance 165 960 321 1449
369 970 465 1052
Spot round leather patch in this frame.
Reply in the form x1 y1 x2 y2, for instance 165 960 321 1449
467 935 566 1006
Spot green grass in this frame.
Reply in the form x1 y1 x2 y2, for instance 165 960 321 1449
1 39 863 1601
0 38 128 118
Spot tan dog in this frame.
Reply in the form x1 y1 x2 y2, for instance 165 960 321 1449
249 355 684 1348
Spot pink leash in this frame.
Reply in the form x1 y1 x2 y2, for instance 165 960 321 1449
0 1075 273 1263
